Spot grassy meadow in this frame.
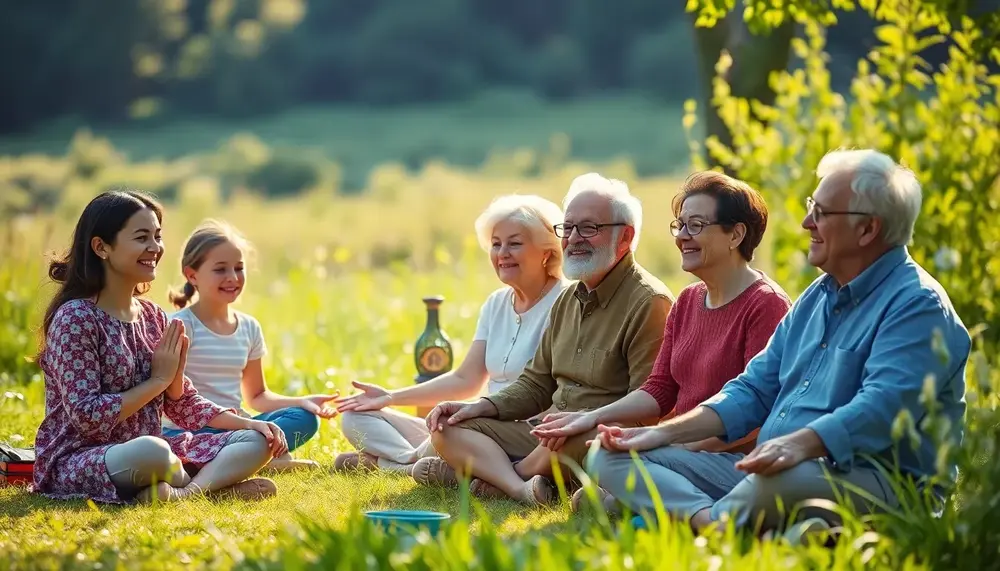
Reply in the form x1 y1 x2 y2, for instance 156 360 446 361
1 121 997 570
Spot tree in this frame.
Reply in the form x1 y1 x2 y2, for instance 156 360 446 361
684 0 1000 351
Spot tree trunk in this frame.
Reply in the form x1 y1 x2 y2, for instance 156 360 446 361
690 11 795 175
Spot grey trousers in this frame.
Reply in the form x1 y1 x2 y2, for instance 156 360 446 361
104 431 270 496
592 446 898 530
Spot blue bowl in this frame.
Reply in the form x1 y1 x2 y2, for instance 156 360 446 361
364 510 452 536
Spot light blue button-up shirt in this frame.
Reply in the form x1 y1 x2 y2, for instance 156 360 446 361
704 246 970 485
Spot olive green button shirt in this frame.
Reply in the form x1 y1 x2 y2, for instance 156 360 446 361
484 252 674 420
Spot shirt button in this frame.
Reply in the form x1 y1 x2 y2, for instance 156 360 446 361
576 348 582 354
820 343 827 349
803 381 810 387
779 412 786 418
834 309 841 314
503 357 508 363
557 402 567 410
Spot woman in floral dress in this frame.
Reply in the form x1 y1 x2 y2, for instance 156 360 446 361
32 190 289 504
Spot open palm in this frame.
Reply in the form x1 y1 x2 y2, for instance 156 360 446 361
591 424 669 452
335 381 392 412
531 411 596 439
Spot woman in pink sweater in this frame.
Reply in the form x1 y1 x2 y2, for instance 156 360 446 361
531 171 791 511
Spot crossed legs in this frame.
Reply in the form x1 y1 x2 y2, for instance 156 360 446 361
104 431 274 503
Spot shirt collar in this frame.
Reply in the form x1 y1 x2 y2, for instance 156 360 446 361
822 246 908 304
573 251 635 308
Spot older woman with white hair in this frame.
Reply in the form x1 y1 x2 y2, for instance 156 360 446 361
332 194 572 475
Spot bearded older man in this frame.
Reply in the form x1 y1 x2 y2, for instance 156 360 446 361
416 173 675 504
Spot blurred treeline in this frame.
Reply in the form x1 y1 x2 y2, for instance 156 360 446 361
2 0 978 133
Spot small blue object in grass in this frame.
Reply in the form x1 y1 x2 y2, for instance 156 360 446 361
365 510 452 536
631 515 649 530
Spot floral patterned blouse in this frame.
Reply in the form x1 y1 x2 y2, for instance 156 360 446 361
32 297 238 503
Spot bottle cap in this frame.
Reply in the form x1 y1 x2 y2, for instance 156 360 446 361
422 295 445 309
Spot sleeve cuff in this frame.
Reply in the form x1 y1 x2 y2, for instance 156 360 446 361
807 414 853 471
482 395 514 421
638 385 671 417
701 394 748 443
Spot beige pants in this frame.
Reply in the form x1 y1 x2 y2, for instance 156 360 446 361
339 409 436 472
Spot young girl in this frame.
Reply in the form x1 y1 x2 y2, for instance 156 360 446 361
163 219 337 472
32 190 287 505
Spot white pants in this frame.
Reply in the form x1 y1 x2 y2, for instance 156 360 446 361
339 409 436 472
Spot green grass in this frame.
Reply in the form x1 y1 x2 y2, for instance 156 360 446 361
2 173 998 570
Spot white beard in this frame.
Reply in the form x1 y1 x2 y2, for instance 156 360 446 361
563 242 619 282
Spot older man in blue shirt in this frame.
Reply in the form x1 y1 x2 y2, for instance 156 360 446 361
590 149 971 534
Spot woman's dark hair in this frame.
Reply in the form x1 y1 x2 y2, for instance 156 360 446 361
38 190 164 356
671 171 769 262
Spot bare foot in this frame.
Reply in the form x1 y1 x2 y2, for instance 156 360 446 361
262 453 320 474
208 477 277 501
332 451 378 472
136 482 185 505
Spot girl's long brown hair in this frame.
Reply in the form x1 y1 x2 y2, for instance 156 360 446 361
38 190 163 358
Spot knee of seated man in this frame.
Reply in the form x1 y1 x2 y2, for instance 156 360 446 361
739 464 818 520
429 418 477 450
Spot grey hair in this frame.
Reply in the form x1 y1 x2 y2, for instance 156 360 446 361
474 194 565 279
563 172 643 251
816 149 922 246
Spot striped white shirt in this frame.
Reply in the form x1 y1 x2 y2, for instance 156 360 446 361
162 307 266 430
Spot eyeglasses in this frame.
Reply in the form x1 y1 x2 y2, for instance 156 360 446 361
553 223 626 239
805 197 872 223
669 219 719 237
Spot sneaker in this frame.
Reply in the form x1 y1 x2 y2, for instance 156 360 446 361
411 457 459 487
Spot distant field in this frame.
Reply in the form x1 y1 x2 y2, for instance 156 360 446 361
0 92 693 191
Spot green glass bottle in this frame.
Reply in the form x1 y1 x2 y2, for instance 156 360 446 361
414 295 453 418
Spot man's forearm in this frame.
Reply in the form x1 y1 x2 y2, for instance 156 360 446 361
658 406 727 445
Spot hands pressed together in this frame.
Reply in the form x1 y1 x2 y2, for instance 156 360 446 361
151 319 189 398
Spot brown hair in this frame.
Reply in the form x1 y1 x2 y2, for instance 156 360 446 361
39 190 163 358
671 171 769 262
168 219 252 309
